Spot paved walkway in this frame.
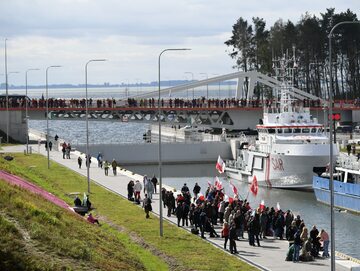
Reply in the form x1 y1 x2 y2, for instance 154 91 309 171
1 144 356 271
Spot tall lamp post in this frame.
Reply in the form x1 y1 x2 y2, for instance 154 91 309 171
4 39 9 143
200 73 209 100
85 59 107 194
328 20 360 271
46 65 61 169
25 68 40 154
159 48 190 237
5 71 20 142
184 71 194 99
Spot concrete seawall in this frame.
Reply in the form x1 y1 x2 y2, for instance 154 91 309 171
0 110 27 143
73 141 232 165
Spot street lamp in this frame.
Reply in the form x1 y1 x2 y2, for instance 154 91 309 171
159 48 190 237
25 68 40 154
4 39 8 143
328 21 360 271
85 59 107 194
5 71 20 142
184 72 194 99
200 73 209 100
46 65 61 169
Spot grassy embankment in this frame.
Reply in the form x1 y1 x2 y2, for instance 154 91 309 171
0 153 256 271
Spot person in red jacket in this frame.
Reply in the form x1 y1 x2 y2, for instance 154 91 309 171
87 213 100 225
221 222 230 250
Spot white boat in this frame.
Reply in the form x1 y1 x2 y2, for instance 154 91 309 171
225 57 338 189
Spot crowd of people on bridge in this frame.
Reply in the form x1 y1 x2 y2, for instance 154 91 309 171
125 178 329 260
2 95 359 110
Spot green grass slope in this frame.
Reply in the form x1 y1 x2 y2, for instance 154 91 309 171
0 153 256 271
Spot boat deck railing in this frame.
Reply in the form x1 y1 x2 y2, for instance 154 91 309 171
337 154 360 171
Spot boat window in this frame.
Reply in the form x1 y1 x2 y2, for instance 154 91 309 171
302 128 310 133
268 128 276 134
284 128 292 133
311 128 317 133
277 129 283 134
294 128 301 133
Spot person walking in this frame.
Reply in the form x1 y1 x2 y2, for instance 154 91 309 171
146 179 154 200
97 152 103 168
143 175 149 194
229 222 238 254
104 160 110 176
77 156 82 169
143 194 152 219
134 180 142 204
111 159 117 176
49 141 53 151
62 142 66 159
175 202 184 227
127 180 134 201
66 143 71 159
151 174 158 193
221 222 230 250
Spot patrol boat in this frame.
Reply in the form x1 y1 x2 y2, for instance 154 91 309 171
313 153 360 213
225 57 338 189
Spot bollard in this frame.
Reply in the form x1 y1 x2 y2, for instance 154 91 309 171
29 146 32 154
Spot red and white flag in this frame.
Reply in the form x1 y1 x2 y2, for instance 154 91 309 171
259 200 265 211
250 175 258 196
214 176 223 190
229 180 238 197
216 155 225 174
207 180 212 187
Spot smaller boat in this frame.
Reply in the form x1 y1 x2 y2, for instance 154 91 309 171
313 153 360 214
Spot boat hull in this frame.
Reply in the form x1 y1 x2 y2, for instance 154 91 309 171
226 152 332 189
313 176 360 214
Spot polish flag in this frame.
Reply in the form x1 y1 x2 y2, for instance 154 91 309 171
207 180 212 188
214 176 223 190
259 200 265 211
216 155 225 174
229 180 238 197
250 175 258 196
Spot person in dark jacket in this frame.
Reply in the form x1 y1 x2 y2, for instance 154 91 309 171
175 202 184 227
151 175 158 193
143 194 152 219
127 180 134 200
248 213 261 246
182 202 190 226
229 222 238 254
193 182 201 199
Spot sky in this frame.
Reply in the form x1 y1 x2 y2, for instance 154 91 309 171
0 0 359 86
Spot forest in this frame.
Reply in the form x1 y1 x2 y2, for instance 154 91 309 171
225 8 360 100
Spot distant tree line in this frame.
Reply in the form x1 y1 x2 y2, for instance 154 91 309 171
225 8 360 100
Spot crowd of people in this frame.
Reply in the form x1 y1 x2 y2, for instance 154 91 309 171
125 180 330 260
2 95 356 110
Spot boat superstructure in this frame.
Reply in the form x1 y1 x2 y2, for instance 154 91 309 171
225 54 338 189
313 153 360 213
